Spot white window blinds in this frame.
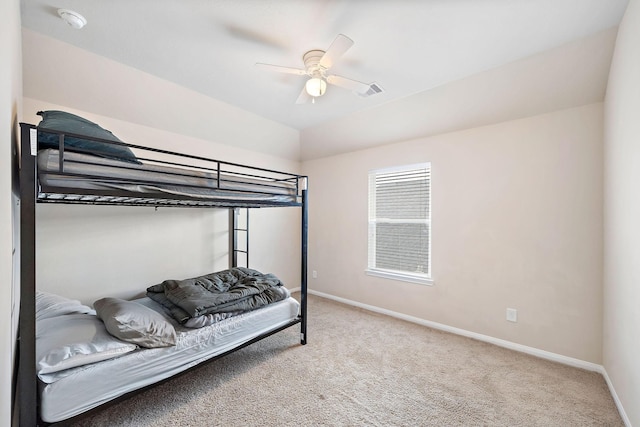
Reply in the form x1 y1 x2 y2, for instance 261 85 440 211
367 163 431 284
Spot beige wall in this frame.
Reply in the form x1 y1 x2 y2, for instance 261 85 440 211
603 0 640 425
1 0 22 424
303 103 604 363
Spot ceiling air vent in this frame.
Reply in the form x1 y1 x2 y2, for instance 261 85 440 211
358 83 384 98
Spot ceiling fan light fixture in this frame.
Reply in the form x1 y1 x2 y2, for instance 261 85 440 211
305 77 327 98
57 9 87 29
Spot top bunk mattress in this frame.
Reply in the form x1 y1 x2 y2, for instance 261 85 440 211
36 148 301 207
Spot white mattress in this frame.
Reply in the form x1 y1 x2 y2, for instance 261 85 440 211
40 296 300 423
37 149 299 203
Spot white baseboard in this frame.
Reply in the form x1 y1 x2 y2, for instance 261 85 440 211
600 368 632 427
303 289 631 426
307 289 599 370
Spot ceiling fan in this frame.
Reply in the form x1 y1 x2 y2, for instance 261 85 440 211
256 34 383 104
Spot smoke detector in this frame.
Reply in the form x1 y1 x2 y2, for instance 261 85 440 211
57 9 87 29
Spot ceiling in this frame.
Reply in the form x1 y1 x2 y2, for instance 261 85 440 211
20 0 629 158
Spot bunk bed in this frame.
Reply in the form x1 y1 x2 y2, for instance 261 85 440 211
17 113 308 426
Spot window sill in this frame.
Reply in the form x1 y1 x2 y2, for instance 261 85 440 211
365 269 434 286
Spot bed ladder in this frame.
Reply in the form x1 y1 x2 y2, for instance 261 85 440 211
230 208 249 268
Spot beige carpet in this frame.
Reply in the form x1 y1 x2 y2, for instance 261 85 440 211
71 294 623 426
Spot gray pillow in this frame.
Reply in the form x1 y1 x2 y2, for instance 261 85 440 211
94 298 177 348
37 110 141 164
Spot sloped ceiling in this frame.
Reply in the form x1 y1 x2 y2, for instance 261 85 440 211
301 28 618 159
20 0 629 160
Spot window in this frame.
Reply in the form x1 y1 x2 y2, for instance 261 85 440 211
367 163 432 285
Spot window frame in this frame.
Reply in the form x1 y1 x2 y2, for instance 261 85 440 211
366 162 433 286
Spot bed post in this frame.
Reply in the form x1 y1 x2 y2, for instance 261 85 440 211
300 185 308 345
18 123 38 426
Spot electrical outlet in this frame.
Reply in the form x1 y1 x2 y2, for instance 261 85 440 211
506 308 518 322
312 270 318 279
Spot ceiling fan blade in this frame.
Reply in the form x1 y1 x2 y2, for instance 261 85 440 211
319 34 354 69
255 63 307 76
327 75 384 98
326 74 369 92
295 86 312 104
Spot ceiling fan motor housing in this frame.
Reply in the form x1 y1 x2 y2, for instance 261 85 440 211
303 50 327 77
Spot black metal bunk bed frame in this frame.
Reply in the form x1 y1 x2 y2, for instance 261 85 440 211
17 123 309 426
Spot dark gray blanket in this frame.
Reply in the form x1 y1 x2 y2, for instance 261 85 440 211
146 267 289 324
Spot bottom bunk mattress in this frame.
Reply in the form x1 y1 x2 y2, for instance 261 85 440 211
39 296 300 423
